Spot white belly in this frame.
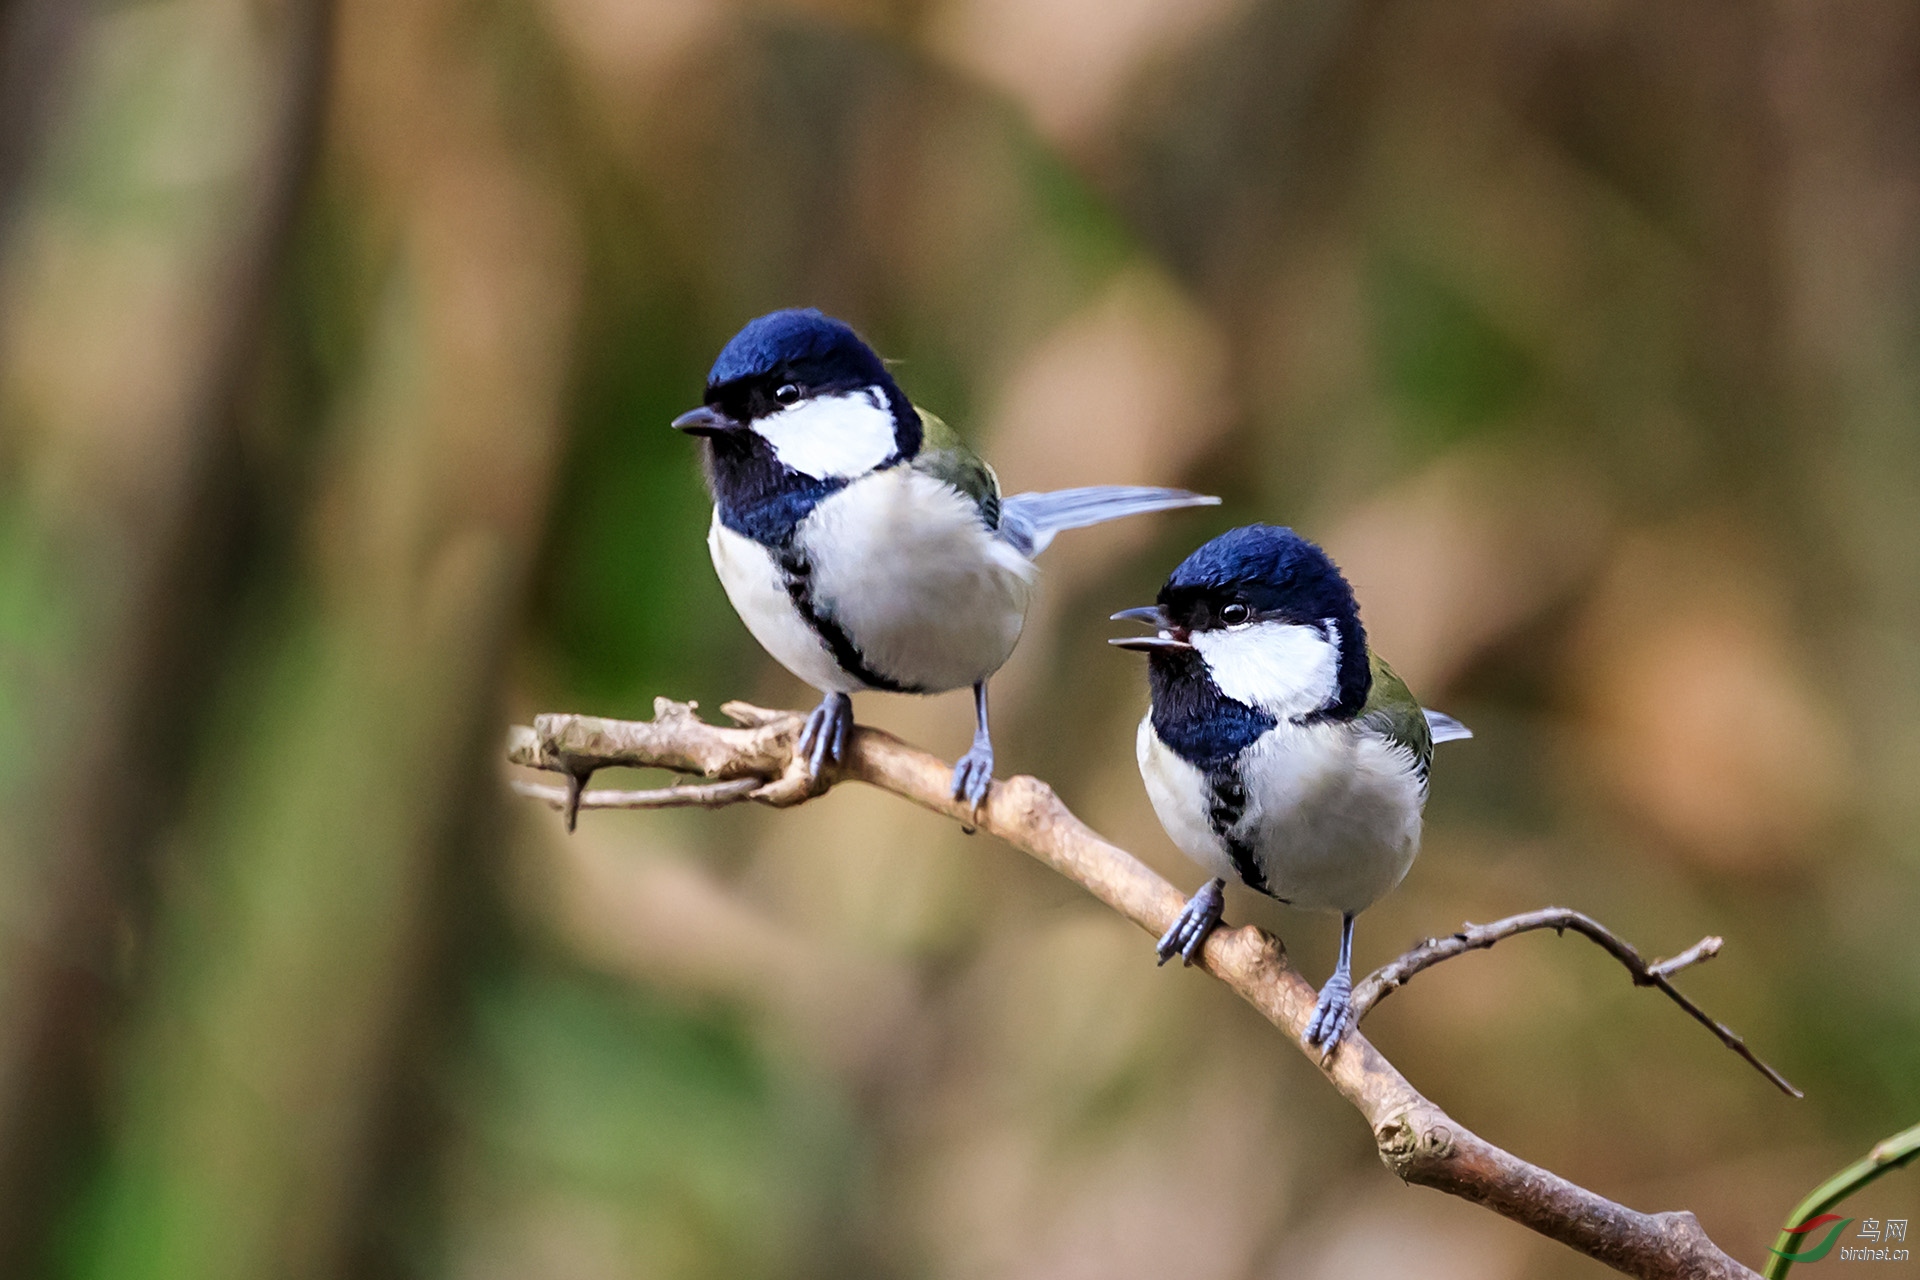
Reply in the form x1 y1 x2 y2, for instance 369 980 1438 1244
1137 714 1425 915
1138 717 1242 883
709 514 856 692
708 468 1036 695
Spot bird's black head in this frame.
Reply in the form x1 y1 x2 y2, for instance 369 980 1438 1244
1161 524 1362 638
703 308 906 417
673 310 923 544
1113 525 1371 752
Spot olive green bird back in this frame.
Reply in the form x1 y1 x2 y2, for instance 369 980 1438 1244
909 407 1002 529
1359 652 1435 781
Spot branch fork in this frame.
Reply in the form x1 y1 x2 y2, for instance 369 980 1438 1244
508 697 1798 1280
507 699 820 828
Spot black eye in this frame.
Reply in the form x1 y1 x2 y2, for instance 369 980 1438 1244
774 383 800 405
1220 603 1251 626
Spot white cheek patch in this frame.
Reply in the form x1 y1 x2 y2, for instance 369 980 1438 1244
1193 619 1341 720
754 389 900 479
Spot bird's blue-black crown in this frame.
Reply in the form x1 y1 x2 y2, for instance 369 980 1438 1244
1163 525 1356 619
708 308 895 394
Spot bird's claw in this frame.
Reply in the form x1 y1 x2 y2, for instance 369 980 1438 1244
796 692 853 778
950 742 994 813
1304 970 1355 1055
1156 878 1225 967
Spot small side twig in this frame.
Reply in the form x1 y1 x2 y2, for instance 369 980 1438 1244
1649 937 1722 980
1350 908 1800 1098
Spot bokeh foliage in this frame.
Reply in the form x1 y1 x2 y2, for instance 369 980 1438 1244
0 1 1915 1278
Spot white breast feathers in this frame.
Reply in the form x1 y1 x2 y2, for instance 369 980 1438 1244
1232 721 1425 914
708 469 1037 697
1137 712 1426 917
797 467 1034 692
709 514 858 693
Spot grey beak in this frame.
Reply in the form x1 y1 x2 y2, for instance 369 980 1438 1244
672 405 742 437
1109 635 1195 652
1110 604 1190 651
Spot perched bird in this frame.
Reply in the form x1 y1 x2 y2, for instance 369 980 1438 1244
674 308 1217 805
1111 524 1471 1053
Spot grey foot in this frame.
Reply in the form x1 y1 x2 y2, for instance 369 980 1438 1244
1304 970 1355 1053
1156 878 1225 967
796 692 853 777
950 741 994 810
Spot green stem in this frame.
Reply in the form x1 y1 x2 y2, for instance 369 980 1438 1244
1765 1120 1920 1279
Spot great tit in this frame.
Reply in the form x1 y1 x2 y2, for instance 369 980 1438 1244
675 308 1218 806
1111 524 1471 1053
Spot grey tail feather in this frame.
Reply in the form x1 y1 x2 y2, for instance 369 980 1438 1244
1424 709 1473 744
998 486 1219 557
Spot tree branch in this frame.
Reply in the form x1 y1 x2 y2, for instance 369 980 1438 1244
510 775 762 811
507 697 1784 1280
1350 909 1801 1098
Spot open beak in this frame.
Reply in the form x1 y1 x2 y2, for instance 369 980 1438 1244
671 405 743 437
1108 605 1192 652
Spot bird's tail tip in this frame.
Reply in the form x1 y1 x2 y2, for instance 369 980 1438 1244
1423 709 1474 744
998 485 1221 557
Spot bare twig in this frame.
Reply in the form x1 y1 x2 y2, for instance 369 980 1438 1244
510 776 762 811
1650 937 1724 980
1350 908 1799 1097
507 698 1784 1280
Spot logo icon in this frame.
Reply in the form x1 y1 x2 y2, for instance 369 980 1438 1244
1771 1214 1854 1264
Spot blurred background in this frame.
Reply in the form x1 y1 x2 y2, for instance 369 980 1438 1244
0 0 1915 1276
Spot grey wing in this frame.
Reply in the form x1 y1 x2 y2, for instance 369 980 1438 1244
1423 709 1473 744
997 486 1219 557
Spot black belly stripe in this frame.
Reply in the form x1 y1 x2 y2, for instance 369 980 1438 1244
1205 767 1274 897
776 549 917 694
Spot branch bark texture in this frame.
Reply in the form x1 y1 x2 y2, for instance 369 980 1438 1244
510 698 1772 1280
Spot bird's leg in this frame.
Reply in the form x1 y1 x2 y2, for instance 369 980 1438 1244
1156 878 1225 967
950 680 995 810
796 690 854 777
1304 912 1357 1054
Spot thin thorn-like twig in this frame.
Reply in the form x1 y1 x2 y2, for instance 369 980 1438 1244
1350 908 1799 1097
1648 937 1722 980
563 769 586 832
512 776 762 813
